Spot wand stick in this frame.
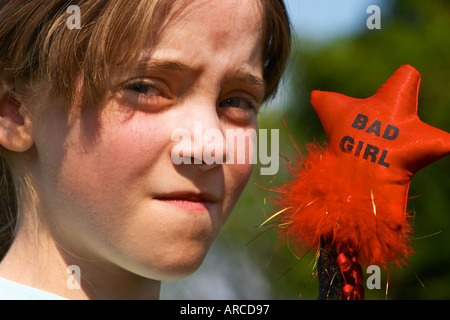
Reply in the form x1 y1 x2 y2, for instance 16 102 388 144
317 237 343 300
317 237 365 300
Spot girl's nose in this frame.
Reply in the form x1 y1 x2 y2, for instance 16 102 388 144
170 104 228 168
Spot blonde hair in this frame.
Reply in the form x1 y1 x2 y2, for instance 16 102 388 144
0 0 291 259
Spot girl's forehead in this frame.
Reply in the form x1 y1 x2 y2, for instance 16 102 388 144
110 0 265 80
177 0 263 19
164 0 264 38
134 1 265 72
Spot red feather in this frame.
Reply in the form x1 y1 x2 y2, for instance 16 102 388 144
272 141 413 267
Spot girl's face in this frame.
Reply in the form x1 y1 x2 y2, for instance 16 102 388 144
28 0 265 280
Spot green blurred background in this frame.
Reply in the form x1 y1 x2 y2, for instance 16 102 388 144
161 0 450 300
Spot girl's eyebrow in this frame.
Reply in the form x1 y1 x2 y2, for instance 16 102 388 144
135 58 265 90
234 68 265 89
136 58 194 72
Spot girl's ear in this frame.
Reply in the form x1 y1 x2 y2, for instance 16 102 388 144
0 83 34 152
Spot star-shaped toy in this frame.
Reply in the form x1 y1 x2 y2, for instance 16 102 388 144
270 65 450 267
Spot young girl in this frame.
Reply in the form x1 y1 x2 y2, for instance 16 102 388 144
0 0 291 299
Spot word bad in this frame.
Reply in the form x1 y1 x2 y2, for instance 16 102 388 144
367 5 381 30
171 121 279 175
66 5 81 29
339 113 400 168
66 265 81 289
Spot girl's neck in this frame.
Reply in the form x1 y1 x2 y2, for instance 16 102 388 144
0 220 161 300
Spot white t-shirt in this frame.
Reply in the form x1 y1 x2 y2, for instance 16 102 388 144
0 277 67 300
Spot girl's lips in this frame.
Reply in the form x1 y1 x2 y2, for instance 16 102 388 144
156 198 212 211
155 191 220 202
154 191 219 212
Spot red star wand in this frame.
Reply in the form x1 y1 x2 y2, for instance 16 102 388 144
265 65 450 299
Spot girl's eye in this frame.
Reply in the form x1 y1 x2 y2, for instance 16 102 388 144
125 82 164 97
217 96 260 125
218 97 258 112
219 98 242 108
119 79 172 109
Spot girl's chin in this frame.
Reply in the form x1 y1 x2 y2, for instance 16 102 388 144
108 237 213 281
128 250 210 281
